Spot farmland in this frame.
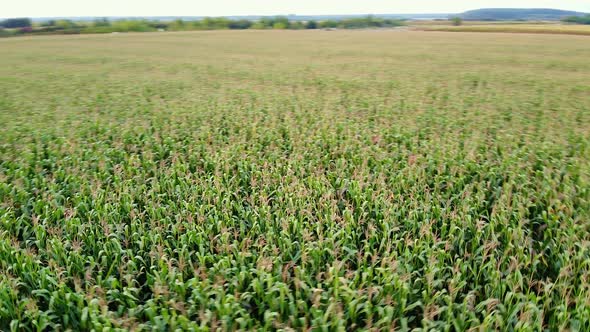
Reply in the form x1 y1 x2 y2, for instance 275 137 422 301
0 30 589 330
416 22 590 36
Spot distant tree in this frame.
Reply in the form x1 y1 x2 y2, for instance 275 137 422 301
273 22 288 29
0 18 32 28
290 21 304 29
228 19 252 30
305 20 318 29
148 21 168 30
272 16 290 29
319 20 338 28
336 16 403 29
451 17 463 26
250 21 266 29
175 19 185 26
94 18 110 27
383 18 405 27
55 20 77 29
259 17 276 29
40 20 56 27
111 20 154 32
168 19 186 31
562 15 590 25
200 17 230 30
339 17 367 29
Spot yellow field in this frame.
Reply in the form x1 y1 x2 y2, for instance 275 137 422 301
416 23 590 36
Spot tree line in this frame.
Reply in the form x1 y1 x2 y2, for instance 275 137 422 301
562 15 590 25
0 16 405 37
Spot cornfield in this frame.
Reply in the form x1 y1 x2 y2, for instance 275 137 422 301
0 30 589 330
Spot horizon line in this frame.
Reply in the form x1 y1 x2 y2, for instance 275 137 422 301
2 8 587 21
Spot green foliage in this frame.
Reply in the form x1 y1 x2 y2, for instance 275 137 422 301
1 30 589 330
54 20 78 30
0 28 16 37
319 20 339 28
250 21 266 29
338 15 404 29
273 22 288 29
167 19 187 31
289 21 305 30
93 18 111 27
0 18 32 28
255 16 291 29
228 19 253 30
451 17 463 26
40 20 56 27
562 15 590 25
1 16 408 37
110 20 155 32
305 20 318 29
198 17 231 30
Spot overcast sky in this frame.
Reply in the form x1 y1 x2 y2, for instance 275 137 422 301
4 0 590 18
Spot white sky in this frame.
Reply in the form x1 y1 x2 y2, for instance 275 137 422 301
3 0 590 18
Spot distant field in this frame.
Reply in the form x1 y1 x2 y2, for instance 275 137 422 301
1 30 589 330
416 23 590 35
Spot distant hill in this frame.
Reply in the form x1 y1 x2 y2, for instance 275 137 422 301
458 8 587 21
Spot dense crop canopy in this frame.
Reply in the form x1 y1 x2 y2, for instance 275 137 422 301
0 30 589 330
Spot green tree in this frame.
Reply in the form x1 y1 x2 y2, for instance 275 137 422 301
272 16 290 29
451 17 463 26
305 20 318 29
228 19 252 30
273 22 288 29
93 18 110 27
55 20 77 29
562 15 590 24
250 21 266 29
111 20 154 32
41 20 56 27
200 17 230 30
0 18 32 28
169 19 186 31
319 20 338 28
